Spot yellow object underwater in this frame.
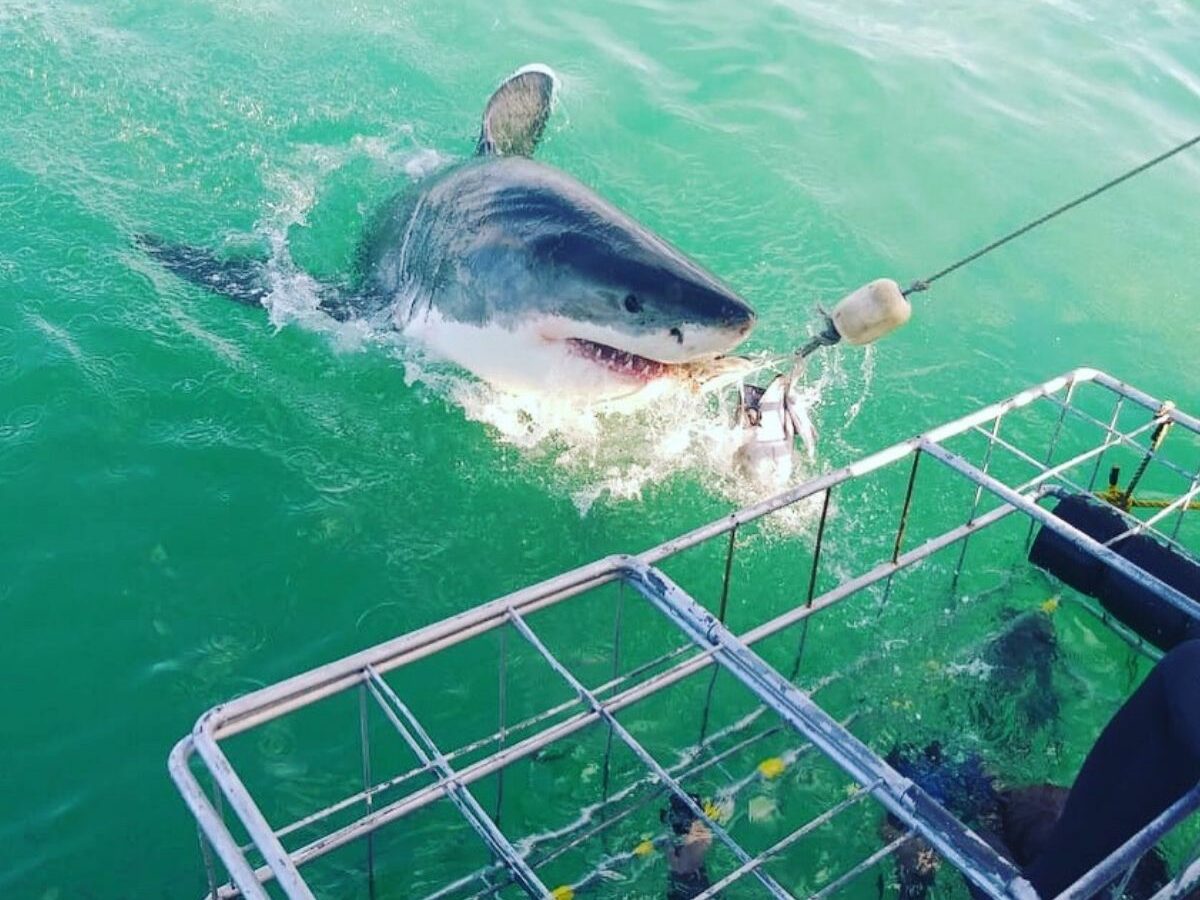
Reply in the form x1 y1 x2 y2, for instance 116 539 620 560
633 839 655 857
550 886 574 900
757 757 787 779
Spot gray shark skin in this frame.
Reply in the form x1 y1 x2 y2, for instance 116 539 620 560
141 65 757 398
365 155 754 337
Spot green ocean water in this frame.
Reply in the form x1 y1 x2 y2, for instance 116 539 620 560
2 1 1199 897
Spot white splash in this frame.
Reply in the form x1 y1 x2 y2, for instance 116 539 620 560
441 356 839 522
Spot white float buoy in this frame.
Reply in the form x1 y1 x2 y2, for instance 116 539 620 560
829 278 912 346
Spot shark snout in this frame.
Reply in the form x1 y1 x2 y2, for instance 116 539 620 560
670 322 751 360
724 296 757 335
671 287 756 358
638 315 753 364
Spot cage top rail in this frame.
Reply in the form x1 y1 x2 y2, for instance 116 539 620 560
170 367 1200 900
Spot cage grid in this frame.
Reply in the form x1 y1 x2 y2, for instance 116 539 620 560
171 367 1200 900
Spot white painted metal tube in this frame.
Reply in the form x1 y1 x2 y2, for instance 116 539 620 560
1090 369 1200 436
169 738 274 900
623 560 1020 900
191 728 316 900
190 497 1031 897
201 558 625 740
174 366 1200 900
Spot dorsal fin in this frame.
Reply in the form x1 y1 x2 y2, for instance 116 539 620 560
476 64 558 157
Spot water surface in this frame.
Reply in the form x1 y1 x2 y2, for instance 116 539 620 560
2 1 1199 897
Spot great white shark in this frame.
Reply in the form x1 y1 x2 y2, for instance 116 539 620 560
141 64 757 399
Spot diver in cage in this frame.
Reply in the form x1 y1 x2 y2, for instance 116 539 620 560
661 792 714 900
883 639 1200 900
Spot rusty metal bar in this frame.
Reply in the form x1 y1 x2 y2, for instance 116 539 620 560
809 831 915 900
358 685 376 900
893 451 922 564
953 411 1005 592
790 487 833 680
696 525 739 746
599 581 625 818
494 626 508 828
1087 394 1126 492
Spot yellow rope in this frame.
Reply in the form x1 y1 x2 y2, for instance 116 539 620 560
1094 487 1200 512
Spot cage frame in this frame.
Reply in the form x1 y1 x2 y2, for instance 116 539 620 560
169 367 1200 900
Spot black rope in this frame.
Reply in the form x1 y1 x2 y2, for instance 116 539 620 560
902 131 1200 297
1118 404 1175 510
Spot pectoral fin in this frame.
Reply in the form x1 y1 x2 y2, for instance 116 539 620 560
137 234 356 321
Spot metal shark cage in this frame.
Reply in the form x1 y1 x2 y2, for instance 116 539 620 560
171 367 1200 900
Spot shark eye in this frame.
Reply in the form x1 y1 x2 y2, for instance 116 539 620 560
624 293 642 313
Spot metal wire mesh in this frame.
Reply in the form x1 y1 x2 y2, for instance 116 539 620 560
170 368 1200 900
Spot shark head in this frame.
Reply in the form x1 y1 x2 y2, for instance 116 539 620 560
527 209 758 379
406 156 757 397
379 65 758 399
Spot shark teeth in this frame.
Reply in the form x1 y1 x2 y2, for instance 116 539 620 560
566 338 670 381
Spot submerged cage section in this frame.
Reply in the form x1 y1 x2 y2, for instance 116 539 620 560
171 368 1200 900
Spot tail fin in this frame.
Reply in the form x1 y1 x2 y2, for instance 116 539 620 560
476 64 558 157
137 234 269 307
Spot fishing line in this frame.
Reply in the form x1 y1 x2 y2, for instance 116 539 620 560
781 131 1200 366
735 133 1199 443
901 131 1200 298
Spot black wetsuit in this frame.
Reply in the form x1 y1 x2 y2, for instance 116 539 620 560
887 639 1200 899
1025 639 1200 897
667 867 711 900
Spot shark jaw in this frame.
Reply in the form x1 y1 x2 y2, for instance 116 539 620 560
406 309 751 400
565 338 672 382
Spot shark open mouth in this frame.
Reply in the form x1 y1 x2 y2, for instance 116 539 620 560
566 338 673 381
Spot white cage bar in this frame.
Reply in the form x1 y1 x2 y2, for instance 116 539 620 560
170 368 1200 900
